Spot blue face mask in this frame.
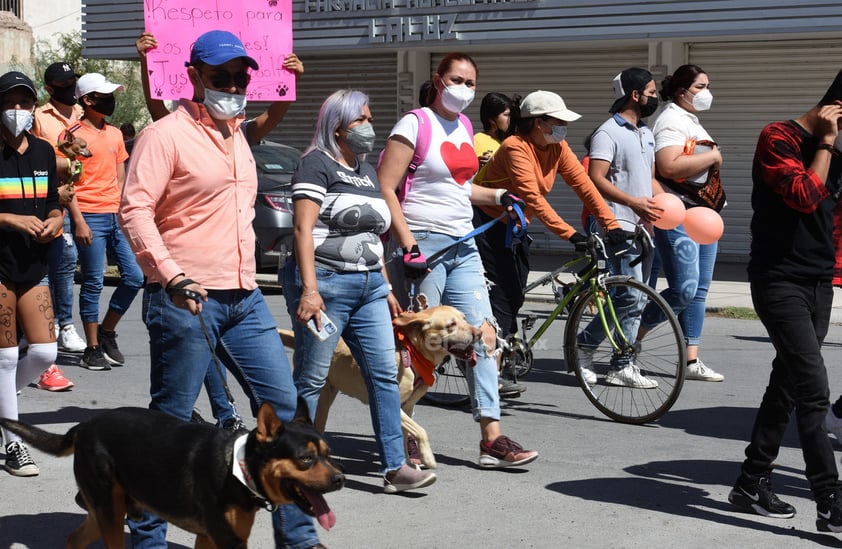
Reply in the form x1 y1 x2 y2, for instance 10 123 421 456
545 123 567 144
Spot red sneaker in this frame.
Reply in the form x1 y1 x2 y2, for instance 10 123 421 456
36 364 75 392
478 435 538 468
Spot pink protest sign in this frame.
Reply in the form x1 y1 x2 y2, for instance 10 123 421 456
143 0 294 101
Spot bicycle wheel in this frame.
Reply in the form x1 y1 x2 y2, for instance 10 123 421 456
421 357 471 407
502 334 534 379
563 276 686 424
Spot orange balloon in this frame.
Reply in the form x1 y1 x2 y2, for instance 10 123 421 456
684 207 724 244
652 193 686 230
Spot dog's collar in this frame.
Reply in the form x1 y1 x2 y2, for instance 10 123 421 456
232 434 276 512
395 327 436 386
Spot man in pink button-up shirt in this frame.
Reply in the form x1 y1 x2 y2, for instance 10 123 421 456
119 30 322 549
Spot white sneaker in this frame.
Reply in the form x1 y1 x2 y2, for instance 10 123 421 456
685 358 724 382
606 363 658 389
825 410 842 441
576 346 597 385
58 324 86 353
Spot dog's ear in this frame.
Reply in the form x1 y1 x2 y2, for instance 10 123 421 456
256 402 284 443
392 311 428 329
292 396 314 426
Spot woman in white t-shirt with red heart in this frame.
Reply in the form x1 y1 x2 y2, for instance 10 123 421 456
378 53 538 470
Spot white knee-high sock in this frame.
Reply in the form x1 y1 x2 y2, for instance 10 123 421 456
0 347 20 444
16 343 57 392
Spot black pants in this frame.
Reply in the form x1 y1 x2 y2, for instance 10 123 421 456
743 278 840 498
473 207 529 338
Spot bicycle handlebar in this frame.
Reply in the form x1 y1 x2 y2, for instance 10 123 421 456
585 225 653 269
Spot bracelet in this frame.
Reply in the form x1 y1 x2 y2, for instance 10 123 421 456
494 188 505 205
817 144 839 155
387 284 393 292
302 290 318 297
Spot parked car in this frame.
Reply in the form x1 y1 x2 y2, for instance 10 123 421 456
251 140 301 270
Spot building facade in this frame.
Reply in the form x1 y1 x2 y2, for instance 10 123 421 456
81 0 842 259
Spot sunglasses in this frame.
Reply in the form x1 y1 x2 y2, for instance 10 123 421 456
201 69 251 90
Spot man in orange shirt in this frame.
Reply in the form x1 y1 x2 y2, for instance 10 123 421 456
69 73 143 371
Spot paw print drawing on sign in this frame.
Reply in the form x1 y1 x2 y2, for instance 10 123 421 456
154 87 163 98
268 0 278 6
276 84 288 97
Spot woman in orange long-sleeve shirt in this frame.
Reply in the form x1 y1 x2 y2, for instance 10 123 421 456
474 90 623 340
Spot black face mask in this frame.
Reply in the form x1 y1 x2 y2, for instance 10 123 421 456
88 94 115 116
639 95 658 118
50 84 77 106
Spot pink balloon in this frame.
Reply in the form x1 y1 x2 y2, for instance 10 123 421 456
684 207 724 244
652 193 686 230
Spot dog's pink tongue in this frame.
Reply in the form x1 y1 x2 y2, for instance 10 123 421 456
468 348 477 368
305 491 336 531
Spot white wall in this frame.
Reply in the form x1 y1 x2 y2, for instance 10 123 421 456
24 0 81 48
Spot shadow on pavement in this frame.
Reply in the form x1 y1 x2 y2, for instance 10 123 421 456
548 460 842 547
0 512 192 549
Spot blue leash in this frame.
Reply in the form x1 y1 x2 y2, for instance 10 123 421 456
425 203 527 264
406 204 526 311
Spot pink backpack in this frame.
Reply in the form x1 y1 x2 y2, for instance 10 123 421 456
379 107 473 202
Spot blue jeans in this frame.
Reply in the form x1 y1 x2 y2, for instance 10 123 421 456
282 260 404 473
578 236 651 362
128 285 318 549
640 223 717 346
73 213 144 324
413 231 500 421
48 215 77 327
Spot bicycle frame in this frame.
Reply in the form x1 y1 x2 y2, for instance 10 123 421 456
519 239 632 356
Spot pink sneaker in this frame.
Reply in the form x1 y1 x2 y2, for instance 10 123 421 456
36 364 74 392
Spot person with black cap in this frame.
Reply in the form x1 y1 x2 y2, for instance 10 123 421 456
0 71 63 476
119 30 322 549
727 69 842 533
575 67 664 389
31 61 85 392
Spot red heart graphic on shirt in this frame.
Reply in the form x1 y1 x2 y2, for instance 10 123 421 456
440 141 478 185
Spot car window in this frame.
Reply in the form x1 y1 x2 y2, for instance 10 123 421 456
251 144 301 174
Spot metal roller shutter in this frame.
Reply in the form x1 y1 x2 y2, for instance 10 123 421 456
435 47 649 253
246 52 398 153
689 39 842 261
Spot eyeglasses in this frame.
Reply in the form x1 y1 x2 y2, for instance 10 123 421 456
201 69 251 90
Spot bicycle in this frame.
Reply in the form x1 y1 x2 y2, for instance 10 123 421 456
423 227 687 424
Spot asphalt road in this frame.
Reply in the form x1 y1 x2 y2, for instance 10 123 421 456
4 289 842 549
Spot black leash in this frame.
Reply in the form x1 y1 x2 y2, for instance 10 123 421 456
167 279 236 406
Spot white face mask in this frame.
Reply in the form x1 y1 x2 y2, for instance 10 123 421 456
440 83 475 114
689 88 713 111
203 88 247 120
2 108 33 137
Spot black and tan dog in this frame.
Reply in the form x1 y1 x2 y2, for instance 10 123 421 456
0 401 344 549
279 305 481 470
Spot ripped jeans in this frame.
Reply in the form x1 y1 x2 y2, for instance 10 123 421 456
412 231 500 421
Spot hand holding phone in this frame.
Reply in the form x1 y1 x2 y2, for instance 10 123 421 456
307 312 338 342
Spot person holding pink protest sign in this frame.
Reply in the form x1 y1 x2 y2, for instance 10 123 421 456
120 30 323 549
136 31 303 142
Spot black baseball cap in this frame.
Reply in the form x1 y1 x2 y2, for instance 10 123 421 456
609 67 654 113
44 62 80 85
0 71 37 99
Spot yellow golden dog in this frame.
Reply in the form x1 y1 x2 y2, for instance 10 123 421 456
279 305 480 469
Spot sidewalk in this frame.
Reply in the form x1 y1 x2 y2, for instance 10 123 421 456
513 256 842 323
256 256 842 323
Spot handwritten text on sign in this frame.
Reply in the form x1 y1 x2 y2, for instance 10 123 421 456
143 0 295 101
